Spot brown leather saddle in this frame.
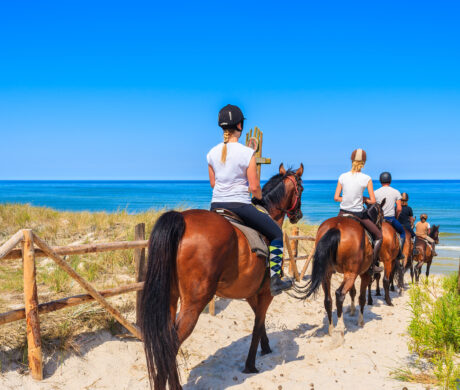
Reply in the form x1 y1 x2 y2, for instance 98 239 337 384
213 208 269 258
339 213 374 246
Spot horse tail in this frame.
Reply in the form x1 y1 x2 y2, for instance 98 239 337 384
140 210 185 390
304 228 340 297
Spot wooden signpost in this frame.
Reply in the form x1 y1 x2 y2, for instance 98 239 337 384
246 126 271 179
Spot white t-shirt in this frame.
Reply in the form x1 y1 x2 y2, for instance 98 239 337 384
207 142 254 204
374 186 401 217
338 171 371 212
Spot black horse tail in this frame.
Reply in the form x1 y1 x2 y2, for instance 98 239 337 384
140 211 185 390
304 228 340 298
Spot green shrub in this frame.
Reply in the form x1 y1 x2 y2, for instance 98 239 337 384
407 273 460 389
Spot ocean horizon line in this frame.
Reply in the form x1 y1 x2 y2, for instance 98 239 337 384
1 179 460 183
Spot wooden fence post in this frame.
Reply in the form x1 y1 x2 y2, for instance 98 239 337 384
22 229 43 380
289 226 299 274
134 223 146 327
284 232 300 281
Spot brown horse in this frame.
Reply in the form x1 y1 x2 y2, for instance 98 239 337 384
140 164 304 390
367 221 403 306
413 225 440 282
293 201 385 335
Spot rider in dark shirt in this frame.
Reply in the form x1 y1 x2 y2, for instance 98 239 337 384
397 192 415 238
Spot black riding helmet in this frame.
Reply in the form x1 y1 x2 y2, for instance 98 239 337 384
380 172 392 184
218 104 246 129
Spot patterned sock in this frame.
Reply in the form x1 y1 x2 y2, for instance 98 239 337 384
269 239 283 278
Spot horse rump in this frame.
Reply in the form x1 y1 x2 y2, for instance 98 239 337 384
140 210 185 390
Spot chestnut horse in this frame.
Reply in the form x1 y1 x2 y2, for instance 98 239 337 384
367 221 403 306
140 164 304 390
413 225 440 282
293 201 385 335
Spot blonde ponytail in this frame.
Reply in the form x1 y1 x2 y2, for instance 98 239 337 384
220 130 231 163
351 160 365 173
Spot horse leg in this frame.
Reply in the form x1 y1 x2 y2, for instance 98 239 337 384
389 267 395 292
375 272 381 296
335 274 356 333
358 273 371 327
243 290 273 373
426 259 432 278
348 284 357 316
367 277 373 305
246 295 271 355
322 274 334 336
383 261 393 306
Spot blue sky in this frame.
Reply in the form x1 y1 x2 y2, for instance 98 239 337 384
1 1 459 180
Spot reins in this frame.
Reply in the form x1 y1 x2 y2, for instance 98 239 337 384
278 174 303 219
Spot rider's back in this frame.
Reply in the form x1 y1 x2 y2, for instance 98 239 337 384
374 186 401 217
207 142 254 203
338 171 371 212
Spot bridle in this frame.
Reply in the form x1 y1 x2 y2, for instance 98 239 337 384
280 174 303 221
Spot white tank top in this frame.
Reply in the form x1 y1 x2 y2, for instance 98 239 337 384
338 171 371 212
207 142 254 204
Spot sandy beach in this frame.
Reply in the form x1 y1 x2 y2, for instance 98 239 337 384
0 273 426 390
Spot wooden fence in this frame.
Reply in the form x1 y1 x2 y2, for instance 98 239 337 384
0 224 316 379
0 224 148 380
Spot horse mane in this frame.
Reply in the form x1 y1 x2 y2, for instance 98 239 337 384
258 169 296 211
429 224 439 238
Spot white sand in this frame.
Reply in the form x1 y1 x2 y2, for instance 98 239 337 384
0 274 425 390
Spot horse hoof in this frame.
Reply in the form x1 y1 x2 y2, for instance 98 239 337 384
243 366 259 374
367 299 373 306
358 313 364 327
261 347 272 356
386 301 393 306
375 292 381 296
390 286 395 292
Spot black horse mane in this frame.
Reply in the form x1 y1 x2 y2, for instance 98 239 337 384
429 224 439 238
256 169 296 211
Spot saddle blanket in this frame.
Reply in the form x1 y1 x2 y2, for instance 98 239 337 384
228 221 269 258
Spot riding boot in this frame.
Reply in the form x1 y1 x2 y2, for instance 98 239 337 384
269 239 292 296
431 243 438 257
396 247 405 261
371 239 383 273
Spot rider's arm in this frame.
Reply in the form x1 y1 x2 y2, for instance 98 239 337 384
365 180 376 204
247 155 262 200
208 165 216 189
395 199 402 218
334 181 342 202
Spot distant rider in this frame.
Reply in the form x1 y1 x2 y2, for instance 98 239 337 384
374 172 406 260
334 149 383 273
397 192 415 238
415 213 438 256
207 104 292 296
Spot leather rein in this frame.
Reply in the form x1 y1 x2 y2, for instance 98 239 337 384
279 174 303 219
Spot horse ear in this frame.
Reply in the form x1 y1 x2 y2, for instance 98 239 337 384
380 198 386 207
296 163 304 177
279 163 286 175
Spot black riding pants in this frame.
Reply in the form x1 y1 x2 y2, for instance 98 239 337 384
210 202 282 242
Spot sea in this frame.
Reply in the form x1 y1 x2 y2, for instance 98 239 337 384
1 180 459 275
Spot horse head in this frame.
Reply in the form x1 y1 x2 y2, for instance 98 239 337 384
367 198 385 229
256 163 304 224
430 224 440 244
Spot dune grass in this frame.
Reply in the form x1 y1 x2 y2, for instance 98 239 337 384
393 273 460 389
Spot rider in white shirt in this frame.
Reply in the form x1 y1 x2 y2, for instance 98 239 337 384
334 149 383 274
207 104 292 296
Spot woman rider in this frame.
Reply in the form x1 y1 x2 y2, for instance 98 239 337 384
333 149 383 274
207 104 292 296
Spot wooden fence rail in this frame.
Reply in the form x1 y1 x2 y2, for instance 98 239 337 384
0 224 149 380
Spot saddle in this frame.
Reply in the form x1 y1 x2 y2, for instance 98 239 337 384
413 236 427 256
340 213 374 246
213 208 269 258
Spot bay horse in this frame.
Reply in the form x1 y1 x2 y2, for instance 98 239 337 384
293 201 385 335
413 225 440 282
140 164 304 390
367 220 404 306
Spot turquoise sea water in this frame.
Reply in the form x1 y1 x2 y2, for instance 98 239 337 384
1 180 459 274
